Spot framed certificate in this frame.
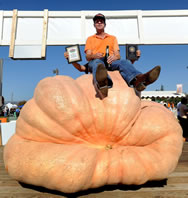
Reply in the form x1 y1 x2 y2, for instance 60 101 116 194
65 45 82 63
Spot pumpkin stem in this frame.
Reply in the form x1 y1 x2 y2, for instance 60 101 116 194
105 144 112 150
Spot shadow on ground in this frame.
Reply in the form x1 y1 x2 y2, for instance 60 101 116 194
20 179 167 198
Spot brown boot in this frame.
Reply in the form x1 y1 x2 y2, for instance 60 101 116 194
133 65 161 91
95 63 108 98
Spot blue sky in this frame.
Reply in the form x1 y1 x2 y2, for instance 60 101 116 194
1 0 188 102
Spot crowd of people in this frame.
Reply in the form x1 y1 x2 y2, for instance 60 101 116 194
2 106 20 118
160 98 188 140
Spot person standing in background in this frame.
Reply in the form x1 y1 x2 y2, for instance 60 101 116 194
177 97 188 140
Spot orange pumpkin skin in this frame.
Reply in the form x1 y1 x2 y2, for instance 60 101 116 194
3 71 183 193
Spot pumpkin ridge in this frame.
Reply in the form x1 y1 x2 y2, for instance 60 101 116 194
76 76 116 144
98 99 112 142
131 148 150 183
119 148 125 184
75 73 140 145
89 149 112 188
114 108 141 146
34 76 96 144
104 99 125 143
104 89 141 144
21 99 88 144
16 117 67 144
146 141 181 179
19 99 64 140
105 148 124 185
104 150 112 184
75 78 99 141
122 147 149 184
52 144 98 192
89 150 102 188
76 74 134 143
56 77 98 143
80 148 102 191
122 105 181 146
141 101 173 116
144 146 167 179
104 92 122 141
87 97 110 142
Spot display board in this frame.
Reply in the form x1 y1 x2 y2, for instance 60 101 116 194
0 9 188 59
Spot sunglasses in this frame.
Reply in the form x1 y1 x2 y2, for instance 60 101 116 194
94 19 105 24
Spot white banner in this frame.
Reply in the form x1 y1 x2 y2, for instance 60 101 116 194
176 84 183 94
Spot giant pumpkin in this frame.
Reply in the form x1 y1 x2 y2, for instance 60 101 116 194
4 71 183 193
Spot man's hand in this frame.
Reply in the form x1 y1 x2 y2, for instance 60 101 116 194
107 55 118 64
93 53 104 59
136 50 141 59
86 50 104 61
130 50 141 64
64 51 86 72
64 52 69 59
107 50 120 64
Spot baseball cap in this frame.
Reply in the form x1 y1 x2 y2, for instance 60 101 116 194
93 13 106 23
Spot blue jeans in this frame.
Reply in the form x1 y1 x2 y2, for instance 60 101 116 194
88 58 142 88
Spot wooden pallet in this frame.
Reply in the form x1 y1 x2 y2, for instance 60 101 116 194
1 143 188 198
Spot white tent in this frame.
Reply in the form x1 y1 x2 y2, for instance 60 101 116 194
141 91 186 98
5 103 17 110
